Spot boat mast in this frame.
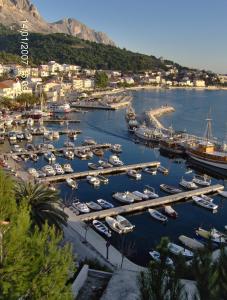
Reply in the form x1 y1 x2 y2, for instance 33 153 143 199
204 111 212 142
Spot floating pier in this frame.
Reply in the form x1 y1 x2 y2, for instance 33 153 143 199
69 184 224 221
41 119 80 123
4 143 111 157
39 161 161 183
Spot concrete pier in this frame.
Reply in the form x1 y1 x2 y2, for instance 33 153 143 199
146 105 175 129
39 161 161 183
71 184 224 221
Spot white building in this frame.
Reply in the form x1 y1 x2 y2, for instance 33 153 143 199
0 80 22 99
194 80 206 87
72 79 84 90
83 79 94 89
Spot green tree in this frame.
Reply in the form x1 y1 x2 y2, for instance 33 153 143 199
95 71 109 88
0 170 16 221
214 247 227 300
139 237 184 300
15 182 68 232
15 93 40 109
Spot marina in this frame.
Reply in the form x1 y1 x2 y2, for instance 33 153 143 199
67 184 223 221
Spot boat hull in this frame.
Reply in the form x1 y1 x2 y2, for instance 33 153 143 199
188 153 227 170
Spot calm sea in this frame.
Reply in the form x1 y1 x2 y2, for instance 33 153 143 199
24 89 227 266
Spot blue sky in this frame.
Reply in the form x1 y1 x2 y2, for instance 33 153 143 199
32 0 227 73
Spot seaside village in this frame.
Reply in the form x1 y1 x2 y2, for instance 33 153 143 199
0 60 227 103
1 60 227 299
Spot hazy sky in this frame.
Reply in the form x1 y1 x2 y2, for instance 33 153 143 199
32 0 227 73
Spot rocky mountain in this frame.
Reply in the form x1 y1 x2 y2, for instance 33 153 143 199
0 0 115 45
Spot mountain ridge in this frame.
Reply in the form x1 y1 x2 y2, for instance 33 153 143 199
0 0 115 45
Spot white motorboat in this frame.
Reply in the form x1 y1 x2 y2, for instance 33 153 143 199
149 250 174 266
116 215 135 233
87 176 100 186
16 132 24 140
64 141 75 148
88 163 103 170
97 175 109 184
112 192 135 204
63 164 74 173
66 178 78 189
163 205 178 218
192 175 211 187
109 155 124 166
97 199 114 209
63 149 74 159
132 191 149 200
127 169 141 180
196 227 227 244
105 216 123 234
111 144 122 153
143 186 159 199
98 160 112 169
12 155 22 162
92 220 111 238
72 201 90 213
44 152 56 163
28 168 39 177
86 201 102 211
179 235 204 251
148 209 167 222
193 197 218 211
53 164 64 175
41 165 56 176
168 243 194 258
49 103 71 113
180 178 198 190
52 131 60 139
24 132 32 141
30 153 38 162
201 194 213 202
143 167 157 175
83 138 97 146
37 171 46 178
12 144 23 153
218 190 227 198
160 184 182 194
157 165 169 175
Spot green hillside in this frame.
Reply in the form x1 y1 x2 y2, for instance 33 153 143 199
0 23 183 71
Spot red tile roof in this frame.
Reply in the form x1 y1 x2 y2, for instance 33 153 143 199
0 80 15 89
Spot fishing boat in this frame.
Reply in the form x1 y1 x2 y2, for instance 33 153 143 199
105 217 123 234
109 155 124 166
168 243 194 258
179 178 198 190
44 152 56 163
159 139 185 155
72 201 90 213
157 165 169 175
97 199 114 209
86 201 102 211
92 220 111 238
86 176 100 186
196 227 227 244
98 160 112 168
163 205 178 218
93 148 104 156
66 178 78 189
97 174 109 184
126 105 136 121
143 166 157 175
111 144 122 153
179 235 204 251
148 209 167 222
160 184 182 194
63 164 74 173
132 191 149 200
127 169 142 180
193 196 218 211
149 251 174 266
128 119 139 132
186 118 227 170
116 215 135 233
112 192 135 203
192 175 211 187
143 186 159 198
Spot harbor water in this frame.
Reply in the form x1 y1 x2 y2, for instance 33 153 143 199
20 89 227 266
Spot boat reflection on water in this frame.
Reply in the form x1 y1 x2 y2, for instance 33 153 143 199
186 158 227 180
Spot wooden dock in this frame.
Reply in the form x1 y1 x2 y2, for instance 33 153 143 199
39 161 161 183
4 143 111 157
42 119 80 123
68 184 224 221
